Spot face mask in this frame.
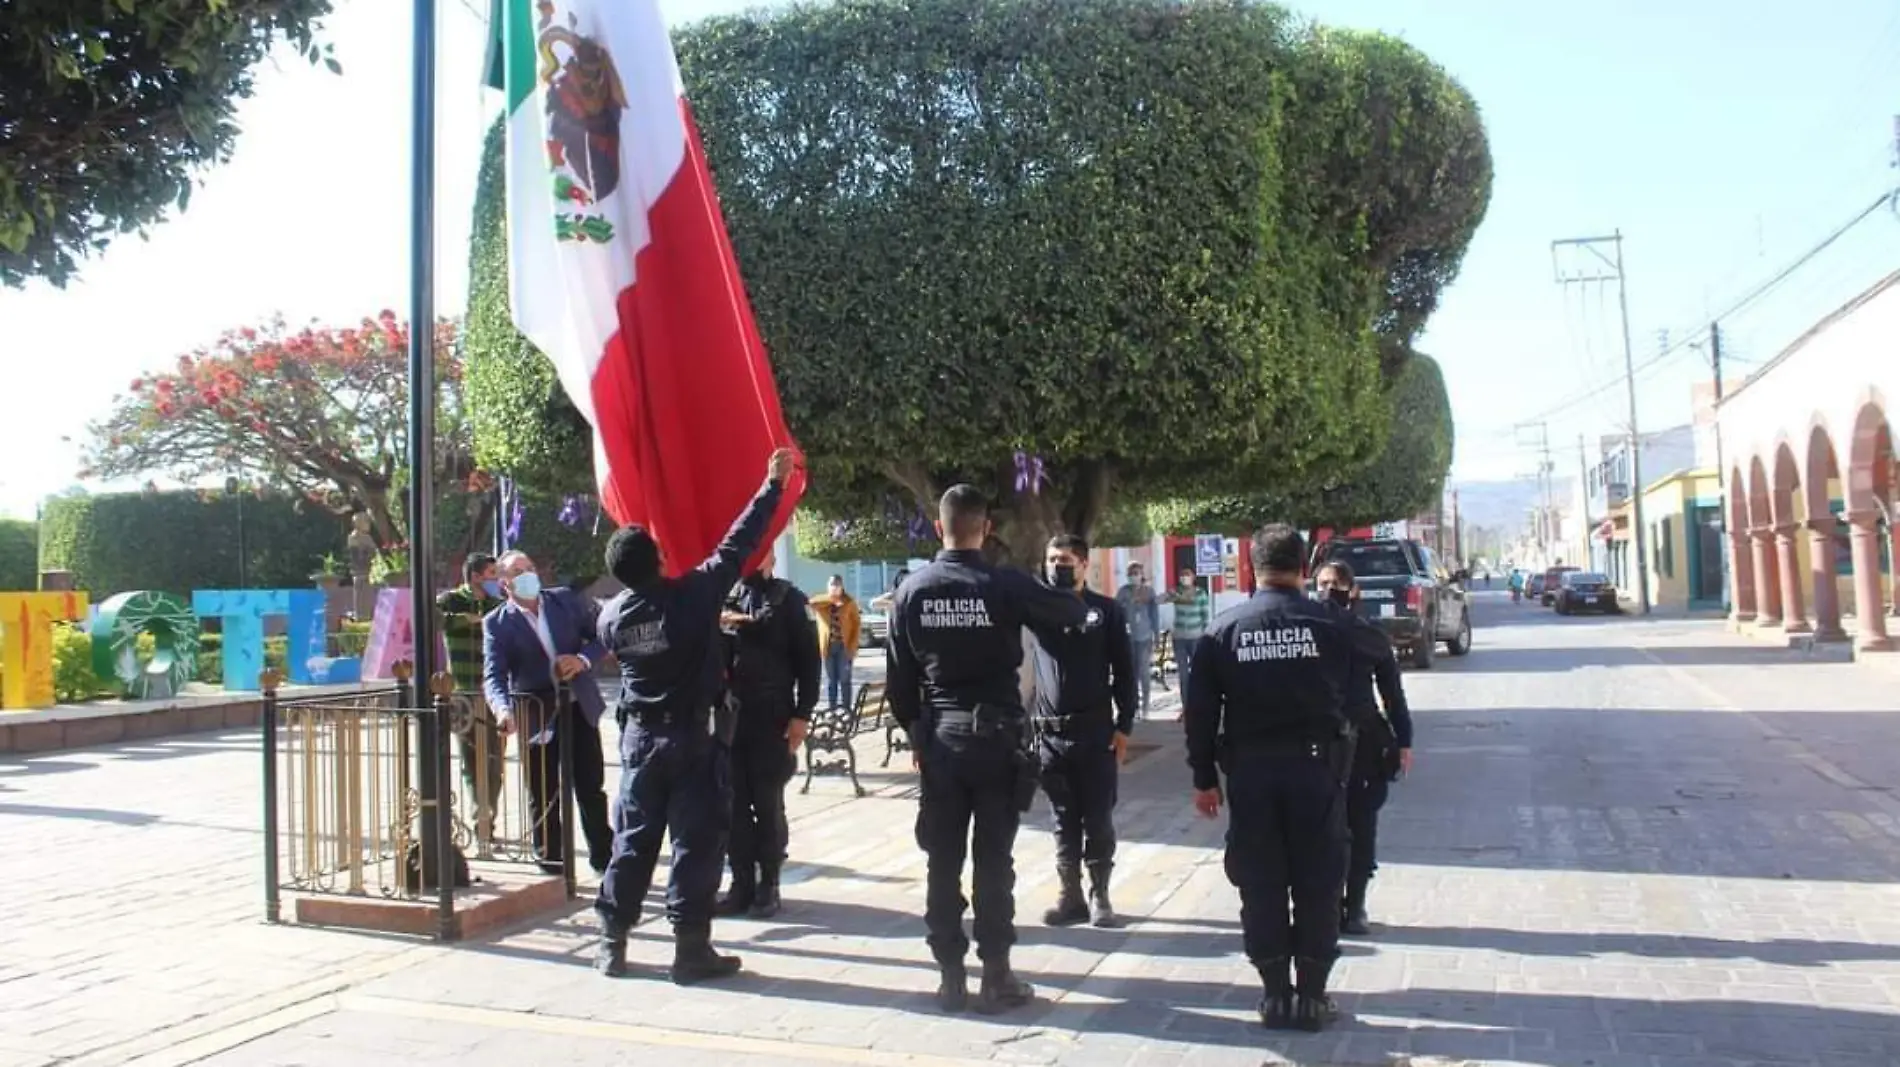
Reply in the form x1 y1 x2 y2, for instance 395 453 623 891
1326 588 1352 609
510 572 542 601
480 578 502 597
1048 564 1078 590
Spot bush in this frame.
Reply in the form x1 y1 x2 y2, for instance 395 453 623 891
50 625 159 703
0 519 34 590
193 632 290 686
38 490 346 596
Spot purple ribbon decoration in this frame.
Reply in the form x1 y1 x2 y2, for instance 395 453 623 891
557 494 594 529
831 518 852 541
1013 451 1048 495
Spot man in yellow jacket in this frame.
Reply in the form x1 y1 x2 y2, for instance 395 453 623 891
813 575 862 710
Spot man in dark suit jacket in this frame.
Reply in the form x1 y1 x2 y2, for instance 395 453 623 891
482 551 612 874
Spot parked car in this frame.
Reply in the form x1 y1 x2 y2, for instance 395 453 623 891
1526 573 1547 600
1554 571 1620 615
860 610 888 649
1310 537 1472 669
1540 565 1580 607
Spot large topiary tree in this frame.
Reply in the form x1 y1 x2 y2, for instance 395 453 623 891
1147 352 1457 535
2 0 337 287
466 0 1490 564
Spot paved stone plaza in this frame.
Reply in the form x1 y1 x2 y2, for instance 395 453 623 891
4 593 1900 1066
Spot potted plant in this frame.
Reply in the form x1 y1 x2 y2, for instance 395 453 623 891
370 546 411 589
311 553 346 590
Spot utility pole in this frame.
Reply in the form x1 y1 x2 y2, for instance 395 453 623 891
1515 421 1555 560
1577 433 1592 570
1710 322 1726 525
1553 232 1652 614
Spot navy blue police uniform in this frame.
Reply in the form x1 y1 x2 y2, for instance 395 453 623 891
1339 611 1411 927
886 549 1087 1005
1025 586 1136 924
593 475 782 975
1184 585 1388 1023
719 572 821 914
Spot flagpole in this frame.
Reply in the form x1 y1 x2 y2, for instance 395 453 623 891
406 0 449 915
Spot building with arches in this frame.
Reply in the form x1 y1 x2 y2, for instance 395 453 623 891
1717 270 1898 653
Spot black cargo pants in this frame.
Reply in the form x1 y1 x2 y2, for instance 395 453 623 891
1222 743 1348 992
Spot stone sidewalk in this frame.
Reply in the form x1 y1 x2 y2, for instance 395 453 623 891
8 617 1900 1066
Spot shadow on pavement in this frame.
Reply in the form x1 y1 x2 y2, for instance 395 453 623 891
1372 924 1900 968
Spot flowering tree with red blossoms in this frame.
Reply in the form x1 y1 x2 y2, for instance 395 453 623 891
83 313 474 551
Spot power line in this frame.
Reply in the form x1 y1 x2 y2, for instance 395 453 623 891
1522 188 1897 428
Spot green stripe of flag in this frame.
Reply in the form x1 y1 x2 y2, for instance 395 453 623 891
483 0 537 114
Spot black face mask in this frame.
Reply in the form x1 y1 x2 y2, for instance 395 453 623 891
1326 588 1353 609
1048 564 1078 590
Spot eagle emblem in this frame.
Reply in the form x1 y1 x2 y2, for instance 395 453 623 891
537 1 626 244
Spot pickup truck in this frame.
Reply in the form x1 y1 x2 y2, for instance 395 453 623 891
1311 537 1472 668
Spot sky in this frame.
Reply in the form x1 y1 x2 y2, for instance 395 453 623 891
2 0 1897 518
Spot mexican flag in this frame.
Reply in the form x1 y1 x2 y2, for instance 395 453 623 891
484 0 804 575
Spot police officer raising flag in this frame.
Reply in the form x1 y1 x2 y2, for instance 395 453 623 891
592 447 796 985
1026 534 1137 929
1185 523 1394 1032
887 486 1088 1014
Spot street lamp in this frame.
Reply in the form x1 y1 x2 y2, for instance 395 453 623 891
225 476 247 589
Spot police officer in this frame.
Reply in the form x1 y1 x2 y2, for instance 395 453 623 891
716 547 821 919
1185 523 1390 1032
887 485 1088 1014
592 447 795 984
1313 561 1414 937
1027 534 1136 929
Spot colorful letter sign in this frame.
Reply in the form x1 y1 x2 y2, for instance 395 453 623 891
0 591 90 708
284 589 329 685
90 591 200 700
191 590 297 692
361 587 412 680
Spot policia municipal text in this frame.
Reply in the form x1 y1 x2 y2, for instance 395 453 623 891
1184 524 1403 1032
887 485 1089 1014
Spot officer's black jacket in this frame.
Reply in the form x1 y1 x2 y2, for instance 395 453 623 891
1026 587 1138 737
1341 611 1412 748
725 575 821 728
1183 586 1385 791
886 548 1090 732
596 478 783 724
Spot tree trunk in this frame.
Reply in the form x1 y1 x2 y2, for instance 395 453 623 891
361 488 404 551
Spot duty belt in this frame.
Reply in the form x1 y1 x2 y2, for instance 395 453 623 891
1229 736 1336 759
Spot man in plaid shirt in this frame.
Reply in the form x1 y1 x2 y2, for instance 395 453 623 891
438 553 505 845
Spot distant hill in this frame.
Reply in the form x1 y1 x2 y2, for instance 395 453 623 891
1451 476 1577 531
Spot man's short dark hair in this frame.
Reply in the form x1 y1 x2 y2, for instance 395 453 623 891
828 573 844 583
1250 523 1306 575
938 484 989 540
1047 533 1089 558
605 525 661 587
463 552 496 584
1318 559 1356 587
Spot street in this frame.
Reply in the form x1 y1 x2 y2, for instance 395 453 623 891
4 592 1900 1067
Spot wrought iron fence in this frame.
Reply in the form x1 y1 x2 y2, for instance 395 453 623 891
261 668 580 940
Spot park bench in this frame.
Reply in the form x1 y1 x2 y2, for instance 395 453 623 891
801 680 885 797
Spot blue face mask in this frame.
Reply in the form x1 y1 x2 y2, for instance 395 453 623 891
481 578 503 598
510 572 542 601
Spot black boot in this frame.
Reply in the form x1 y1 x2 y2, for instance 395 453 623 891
974 956 1034 1015
715 870 756 917
935 961 969 1013
1086 861 1121 929
595 921 629 978
1042 864 1089 927
1255 956 1294 1029
1292 956 1338 1033
749 864 782 919
1342 878 1371 936
670 923 743 985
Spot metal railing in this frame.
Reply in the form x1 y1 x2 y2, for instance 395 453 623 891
261 668 580 940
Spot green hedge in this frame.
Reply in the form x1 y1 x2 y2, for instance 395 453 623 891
436 486 612 587
0 519 35 590
38 490 346 597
